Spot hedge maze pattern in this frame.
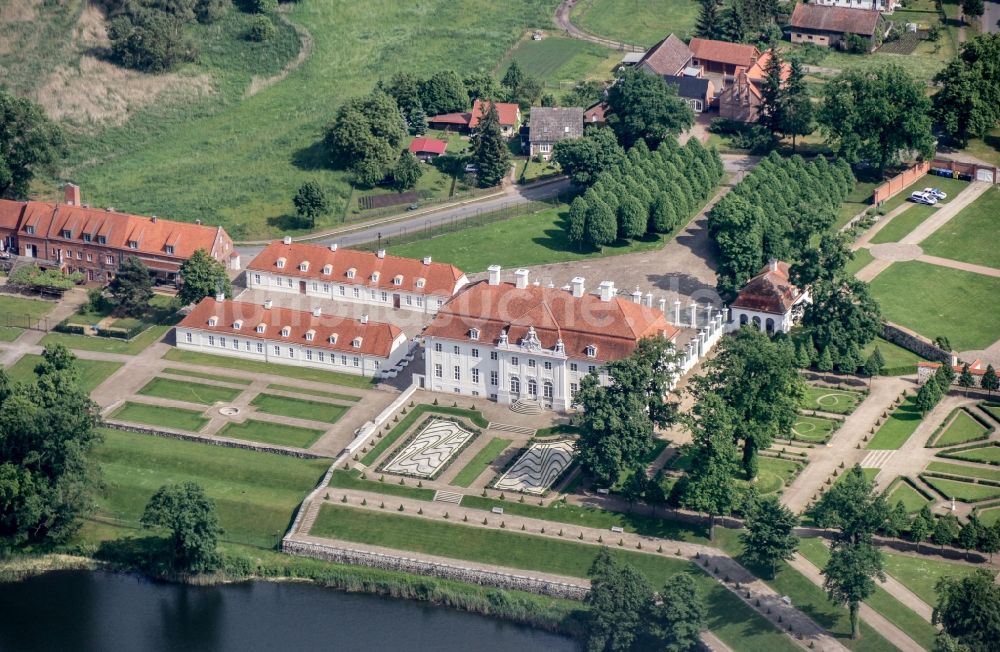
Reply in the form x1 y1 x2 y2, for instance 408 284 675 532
383 419 476 478
495 440 575 494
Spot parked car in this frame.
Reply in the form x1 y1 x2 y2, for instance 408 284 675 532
909 191 937 205
923 187 947 200
406 203 419 211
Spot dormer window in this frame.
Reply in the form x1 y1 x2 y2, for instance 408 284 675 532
276 257 286 269
208 316 218 326
586 345 597 358
280 326 290 337
82 233 91 242
346 268 356 279
25 226 34 235
415 278 425 289
165 245 174 255
322 264 332 275
256 324 266 333
371 272 379 282
328 333 339 344
352 337 362 348
233 320 243 330
299 261 310 272
469 328 480 341
393 275 403 286
97 236 107 245
128 240 138 249
61 229 72 239
305 329 315 342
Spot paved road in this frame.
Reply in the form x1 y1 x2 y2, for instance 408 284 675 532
552 0 645 51
985 1 1000 33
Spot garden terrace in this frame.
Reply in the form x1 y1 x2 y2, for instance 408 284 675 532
5 354 122 396
249 393 349 424
217 420 326 449
137 377 244 406
926 407 993 447
381 418 479 480
940 442 1000 465
360 404 489 467
801 385 864 415
867 394 922 450
109 401 209 433
790 415 840 444
494 439 576 495
450 437 513 488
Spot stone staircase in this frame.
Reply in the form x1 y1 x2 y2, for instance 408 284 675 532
488 422 537 436
297 498 323 534
433 490 464 505
510 398 543 415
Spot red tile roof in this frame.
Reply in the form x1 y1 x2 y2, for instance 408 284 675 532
0 200 25 231
638 33 694 76
424 280 679 363
469 100 521 128
584 102 607 124
790 3 882 35
731 261 801 314
689 38 760 68
246 241 466 297
919 360 987 376
408 137 448 156
178 298 404 358
746 49 791 82
427 112 472 126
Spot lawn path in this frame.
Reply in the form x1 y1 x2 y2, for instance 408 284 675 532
916 254 1000 278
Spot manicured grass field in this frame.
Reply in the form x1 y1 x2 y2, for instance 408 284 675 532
312 505 798 652
930 409 990 447
137 377 243 406
4 354 122 395
876 176 969 214
754 456 803 495
163 349 376 389
922 476 1000 502
885 478 932 513
945 443 1000 464
499 36 613 85
361 405 488 466
450 437 512 488
570 0 700 46
0 296 57 333
266 383 361 402
867 395 922 450
327 470 435 501
926 461 1000 483
846 247 875 277
250 393 348 424
89 428 329 548
978 506 1000 526
861 337 927 376
881 550 982 606
922 187 1000 269
110 402 208 432
41 324 173 356
869 203 937 244
217 419 326 449
802 386 863 415
835 467 880 486
870 261 1000 351
791 415 838 443
797 538 939 651
984 404 1000 422
162 367 252 385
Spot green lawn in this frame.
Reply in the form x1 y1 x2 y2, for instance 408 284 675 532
870 261 1000 351
962 126 1000 169
944 443 1000 464
846 247 875 277
885 478 932 513
836 467 880 486
217 419 326 449
984 403 1000 422
926 461 1000 483
327 469 436 501
754 456 803 495
137 377 244 406
250 393 348 424
162 367 253 385
876 176 969 215
836 180 879 231
450 437 513 488
4 354 122 395
881 550 983 606
791 415 839 443
797 538 939 651
162 349 376 388
89 428 329 548
930 409 990 447
0 296 57 335
110 402 208 432
802 386 864 415
312 505 798 652
361 405 488 466
41 324 174 355
570 0 700 46
459 495 709 543
266 383 362 402
867 395 922 450
499 36 614 85
862 337 928 376
869 204 937 244
922 475 1000 502
978 506 1000 526
922 187 1000 270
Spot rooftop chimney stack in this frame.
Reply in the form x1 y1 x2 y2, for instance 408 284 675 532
423 256 432 265
151 215 157 223
631 287 642 304
598 281 615 302
312 306 322 318
64 183 81 206
769 258 778 272
515 269 529 289
329 243 338 252
487 265 502 286
283 236 292 245
214 292 225 303
377 249 386 259
264 299 273 310
360 314 369 324
571 277 585 298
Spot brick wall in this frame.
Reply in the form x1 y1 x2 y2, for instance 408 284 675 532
872 161 930 205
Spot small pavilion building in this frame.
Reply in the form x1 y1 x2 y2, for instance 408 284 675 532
728 260 809 335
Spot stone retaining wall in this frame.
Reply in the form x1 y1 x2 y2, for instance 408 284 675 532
102 421 328 459
282 538 588 600
883 323 952 364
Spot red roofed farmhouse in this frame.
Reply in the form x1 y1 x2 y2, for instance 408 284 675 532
728 260 809 335
789 3 887 50
426 100 521 137
408 137 448 161
422 266 678 411
688 38 761 77
0 184 237 284
176 296 408 377
246 239 468 314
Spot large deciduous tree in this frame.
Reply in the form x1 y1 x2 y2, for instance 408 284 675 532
472 103 511 188
292 180 331 228
585 548 653 651
741 495 799 578
810 464 889 545
823 540 885 639
933 569 1000 652
108 255 154 318
324 90 406 187
647 573 706 652
934 34 1000 147
177 248 232 306
141 481 222 573
419 70 469 116
680 393 739 541
0 91 65 200
552 127 625 186
605 68 694 149
819 64 934 173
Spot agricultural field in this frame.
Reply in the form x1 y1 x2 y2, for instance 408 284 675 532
870 261 1000 351
921 187 1000 269
570 0 700 46
216 420 326 449
498 36 615 86
137 377 244 406
801 386 864 415
4 354 122 396
867 395 922 450
495 439 576 494
110 401 209 432
928 408 991 447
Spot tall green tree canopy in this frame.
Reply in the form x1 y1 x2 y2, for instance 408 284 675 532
585 548 653 652
141 481 222 573
178 248 232 306
679 392 740 540
818 64 934 173
741 495 799 578
933 34 1000 147
324 89 406 186
0 91 65 200
606 68 694 149
292 180 331 228
472 103 511 188
810 465 888 544
823 541 885 639
419 70 469 116
933 569 1000 652
647 573 706 652
553 128 625 186
108 255 154 318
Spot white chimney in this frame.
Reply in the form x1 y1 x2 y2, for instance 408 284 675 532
151 215 157 223
598 281 615 302
283 236 292 245
215 292 225 303
329 243 338 252
64 183 81 206
377 249 386 259
487 265 502 286
571 277 585 298
423 256 432 265
644 293 653 308
264 299 273 310
768 258 778 272
312 306 322 317
631 287 642 304
515 269 529 289
360 314 369 324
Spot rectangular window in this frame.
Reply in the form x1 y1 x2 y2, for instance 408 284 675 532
233 339 239 349
416 297 424 307
97 236 106 245
435 364 443 378
490 351 498 360
312 282 318 291
528 359 536 368
353 357 359 367
406 295 412 306
24 226 34 234
165 245 174 255
471 348 479 358
61 229 71 239
353 288 360 298
208 336 215 346
306 350 313 361
570 363 578 372
453 345 460 355
318 352 325 362
323 284 330 292
185 332 192 343
381 292 388 302
245 341 251 351
339 286 346 296
287 278 293 288
434 342 443 353
253 274 261 284
544 361 552 370
472 369 480 384
87 253 93 262
453 366 461 381
571 382 578 394
257 343 263 353
490 371 498 386
511 357 519 367
105 255 114 265
76 251 82 260
274 346 281 355
373 361 380 369
83 233 91 242
341 355 347 366
589 365 596 373
288 348 294 358
128 241 137 249
219 337 226 348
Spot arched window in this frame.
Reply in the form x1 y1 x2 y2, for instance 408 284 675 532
543 381 553 400
765 318 775 334
510 377 520 395
739 313 748 326
527 378 538 397
752 316 761 330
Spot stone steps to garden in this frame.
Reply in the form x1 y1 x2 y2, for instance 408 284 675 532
488 422 537 436
298 500 323 533
433 490 464 505
509 399 543 415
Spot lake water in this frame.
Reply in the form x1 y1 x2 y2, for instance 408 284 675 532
0 570 578 652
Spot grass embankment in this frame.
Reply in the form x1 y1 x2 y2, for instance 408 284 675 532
450 438 512 487
217 420 326 449
922 186 1000 269
266 383 361 402
862 337 928 376
867 395 922 450
361 405 488 466
0 295 56 341
163 349 376 388
250 393 348 424
86 428 329 548
110 402 209 432
311 505 799 652
328 469 435 501
137 377 244 405
5 354 122 395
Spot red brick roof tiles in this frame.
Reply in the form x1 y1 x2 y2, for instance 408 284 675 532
689 38 761 68
790 3 882 35
469 100 521 128
731 261 801 314
638 34 694 76
408 137 448 156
